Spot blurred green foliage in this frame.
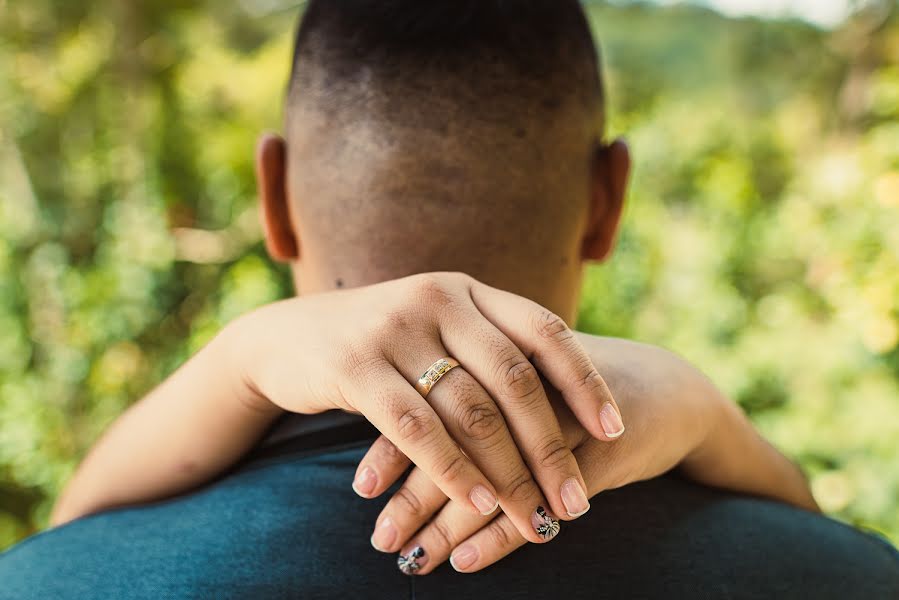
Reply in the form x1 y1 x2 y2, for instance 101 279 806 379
1 1 898 550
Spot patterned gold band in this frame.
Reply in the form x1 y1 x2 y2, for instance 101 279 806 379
414 357 461 398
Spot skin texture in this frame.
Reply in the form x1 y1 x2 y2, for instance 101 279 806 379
257 132 629 322
360 335 819 574
51 3 818 577
252 78 818 572
50 131 817 575
51 272 629 546
53 82 634 533
281 0 606 315
51 115 818 574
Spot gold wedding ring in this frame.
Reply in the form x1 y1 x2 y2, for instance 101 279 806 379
415 357 460 398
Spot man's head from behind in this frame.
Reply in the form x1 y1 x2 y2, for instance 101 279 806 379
257 0 630 321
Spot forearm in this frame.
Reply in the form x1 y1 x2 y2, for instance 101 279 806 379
682 395 819 512
51 322 283 526
579 333 818 512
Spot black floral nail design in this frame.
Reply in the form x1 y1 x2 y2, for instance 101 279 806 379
534 506 560 540
397 546 425 575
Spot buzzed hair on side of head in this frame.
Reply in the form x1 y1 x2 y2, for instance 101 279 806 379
288 0 604 121
283 0 607 286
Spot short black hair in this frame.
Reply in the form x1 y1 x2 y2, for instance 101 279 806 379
288 0 604 126
281 1 608 286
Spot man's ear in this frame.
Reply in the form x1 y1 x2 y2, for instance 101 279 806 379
255 133 299 262
581 138 631 262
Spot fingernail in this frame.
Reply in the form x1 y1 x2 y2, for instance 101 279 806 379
469 484 499 515
352 466 377 497
450 544 479 572
561 477 590 517
599 402 625 438
397 546 427 575
531 506 560 541
371 516 397 552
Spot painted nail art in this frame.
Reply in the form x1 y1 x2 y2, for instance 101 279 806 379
397 546 426 576
532 506 561 540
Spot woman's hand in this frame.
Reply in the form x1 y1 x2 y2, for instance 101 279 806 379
231 272 625 545
356 336 817 574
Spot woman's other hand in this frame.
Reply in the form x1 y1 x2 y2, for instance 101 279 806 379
231 272 625 545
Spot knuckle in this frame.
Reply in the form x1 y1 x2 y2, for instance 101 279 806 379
410 273 456 308
534 436 572 471
533 309 573 343
497 356 543 402
577 369 604 392
428 518 457 551
574 368 610 400
503 470 538 504
394 405 438 444
436 453 469 485
487 518 515 548
337 346 377 380
378 309 412 335
452 271 475 286
457 401 505 443
376 436 405 464
392 486 424 517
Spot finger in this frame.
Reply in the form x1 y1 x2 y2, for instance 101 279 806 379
371 467 448 554
353 436 412 498
437 307 590 522
396 492 490 575
419 364 565 541
349 359 498 516
389 337 563 543
469 280 626 442
451 439 629 574
449 512 527 574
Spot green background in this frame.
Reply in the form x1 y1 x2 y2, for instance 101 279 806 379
1 1 898 550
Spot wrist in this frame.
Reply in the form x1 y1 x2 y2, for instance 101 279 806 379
681 382 729 470
215 311 283 417
681 390 819 512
